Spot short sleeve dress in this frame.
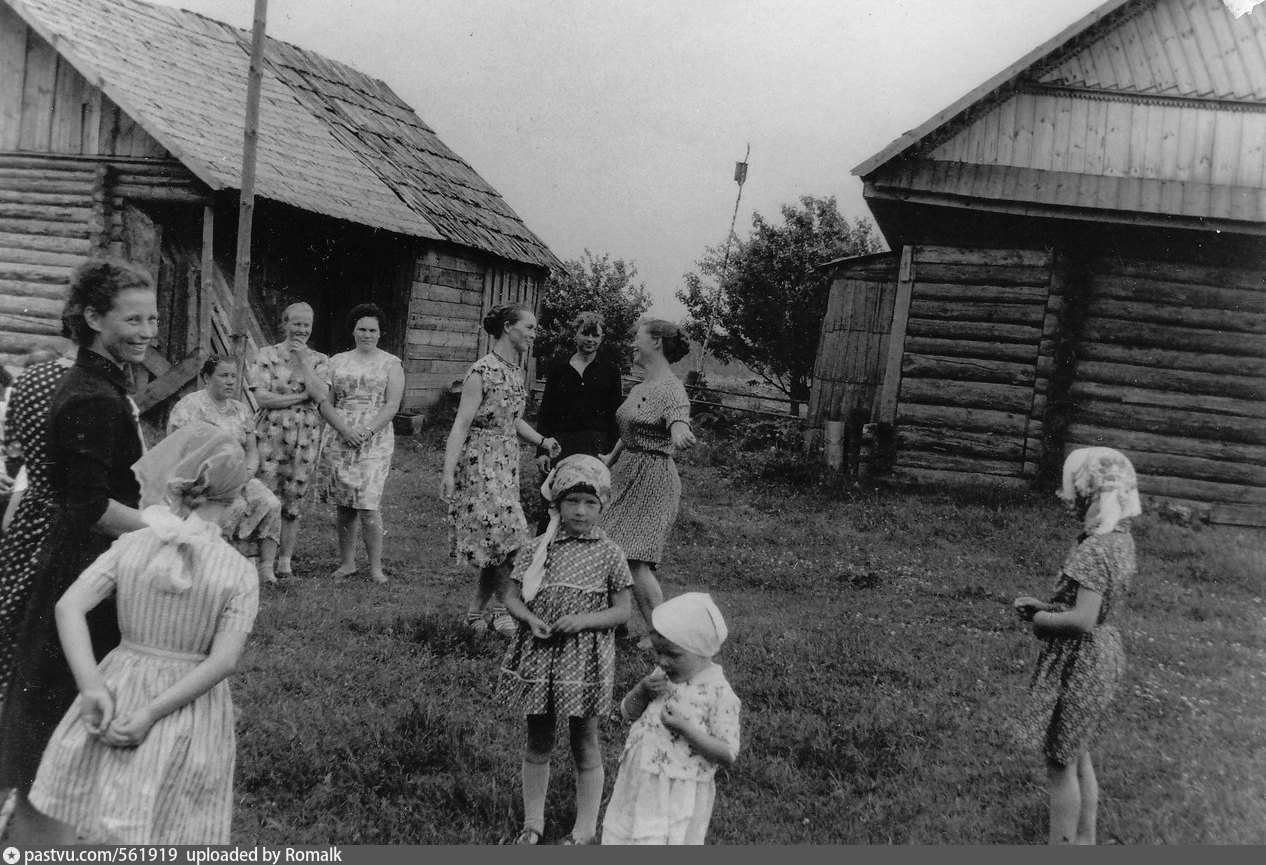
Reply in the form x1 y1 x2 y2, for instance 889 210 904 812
600 376 692 565
317 349 401 511
0 357 74 697
28 515 259 844
1018 528 1135 766
167 389 282 552
448 353 529 568
601 663 742 845
498 529 633 718
249 343 331 519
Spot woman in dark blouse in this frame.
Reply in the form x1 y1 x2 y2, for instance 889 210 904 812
0 258 154 843
533 312 623 531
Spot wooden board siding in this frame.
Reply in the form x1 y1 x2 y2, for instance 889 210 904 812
892 245 1053 479
805 252 899 441
0 8 166 158
1064 254 1266 516
402 249 541 414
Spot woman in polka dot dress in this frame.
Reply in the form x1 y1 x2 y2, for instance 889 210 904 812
0 350 75 701
600 320 696 638
499 455 632 845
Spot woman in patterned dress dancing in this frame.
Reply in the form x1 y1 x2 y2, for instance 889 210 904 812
600 320 696 638
1014 447 1140 845
440 305 559 635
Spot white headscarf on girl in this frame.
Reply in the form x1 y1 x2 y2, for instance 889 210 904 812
651 592 728 659
519 454 611 603
131 422 251 593
1061 446 1142 535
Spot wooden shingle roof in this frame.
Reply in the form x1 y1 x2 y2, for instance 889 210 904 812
854 0 1266 233
7 0 563 271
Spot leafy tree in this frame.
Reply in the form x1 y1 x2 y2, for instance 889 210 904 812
536 249 652 375
677 195 882 412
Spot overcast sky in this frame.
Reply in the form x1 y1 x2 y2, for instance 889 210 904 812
148 0 1108 318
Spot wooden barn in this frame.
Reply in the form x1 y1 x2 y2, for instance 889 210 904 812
0 0 561 417
807 0 1266 525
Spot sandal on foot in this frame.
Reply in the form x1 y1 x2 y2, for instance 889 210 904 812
490 609 518 636
466 611 489 635
513 826 542 845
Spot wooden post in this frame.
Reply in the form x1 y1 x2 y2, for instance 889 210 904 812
874 245 915 426
232 0 268 398
200 204 214 357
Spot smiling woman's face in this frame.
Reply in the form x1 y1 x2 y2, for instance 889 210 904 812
85 288 158 366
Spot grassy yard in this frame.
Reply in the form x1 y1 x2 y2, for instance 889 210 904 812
229 425 1266 844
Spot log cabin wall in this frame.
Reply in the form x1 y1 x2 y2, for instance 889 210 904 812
805 252 899 451
891 245 1057 480
404 249 541 414
1063 255 1266 522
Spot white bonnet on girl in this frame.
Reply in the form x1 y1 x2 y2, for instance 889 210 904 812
652 592 728 658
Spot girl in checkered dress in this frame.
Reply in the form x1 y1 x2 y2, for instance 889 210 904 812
499 455 632 845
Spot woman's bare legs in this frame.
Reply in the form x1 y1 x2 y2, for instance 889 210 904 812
361 508 386 583
332 506 360 577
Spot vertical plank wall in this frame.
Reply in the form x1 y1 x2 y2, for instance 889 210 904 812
1064 255 1266 522
403 250 540 414
805 253 898 450
892 245 1054 479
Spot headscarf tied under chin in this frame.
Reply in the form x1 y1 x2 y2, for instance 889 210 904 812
1061 447 1142 536
651 592 728 659
520 454 612 603
131 422 251 593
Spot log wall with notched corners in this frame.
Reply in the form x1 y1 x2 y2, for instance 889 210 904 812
893 245 1054 479
402 248 541 414
1064 255 1266 520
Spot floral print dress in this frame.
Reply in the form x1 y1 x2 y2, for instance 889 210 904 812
1018 528 1135 765
601 663 741 845
249 343 330 519
318 349 401 511
449 353 529 568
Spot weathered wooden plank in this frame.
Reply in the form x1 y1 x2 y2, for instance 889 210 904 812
409 298 482 322
0 230 90 255
874 246 914 425
1080 317 1266 357
897 401 1029 435
1070 380 1266 420
905 317 1042 344
112 184 208 205
909 262 1052 288
0 245 84 269
0 188 94 208
0 173 95 195
50 56 86 155
0 4 26 151
0 261 73 283
1091 273 1266 314
902 336 1037 364
1070 401 1266 446
908 299 1045 327
897 425 1026 462
411 280 483 306
912 246 1052 270
902 353 1035 386
0 202 93 223
0 310 60 335
403 358 473 377
18 30 57 152
1077 359 1264 401
1087 297 1266 335
406 328 478 351
899 377 1033 413
896 449 1023 477
912 281 1049 304
0 278 68 301
1065 423 1266 468
0 293 63 318
1136 473 1266 506
1093 256 1266 292
1075 341 1266 378
420 249 484 274
1208 503 1266 528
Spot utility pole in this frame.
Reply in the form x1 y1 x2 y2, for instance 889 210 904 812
693 144 749 379
232 0 268 398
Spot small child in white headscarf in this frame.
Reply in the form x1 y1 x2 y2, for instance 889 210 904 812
27 423 258 844
1013 446 1139 845
601 592 741 845
499 454 632 845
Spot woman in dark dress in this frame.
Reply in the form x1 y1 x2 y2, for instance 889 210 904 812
532 311 623 532
0 258 154 843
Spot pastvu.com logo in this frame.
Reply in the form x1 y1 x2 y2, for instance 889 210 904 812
4 846 20 864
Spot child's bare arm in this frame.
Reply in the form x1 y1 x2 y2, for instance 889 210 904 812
101 630 247 748
553 587 631 635
503 581 552 638
54 580 115 735
620 668 667 722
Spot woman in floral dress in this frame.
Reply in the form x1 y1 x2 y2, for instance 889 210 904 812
1013 446 1139 845
249 301 330 577
601 320 697 639
317 303 404 584
167 355 282 582
440 304 559 635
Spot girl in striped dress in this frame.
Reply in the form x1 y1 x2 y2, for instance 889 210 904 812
26 423 258 844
